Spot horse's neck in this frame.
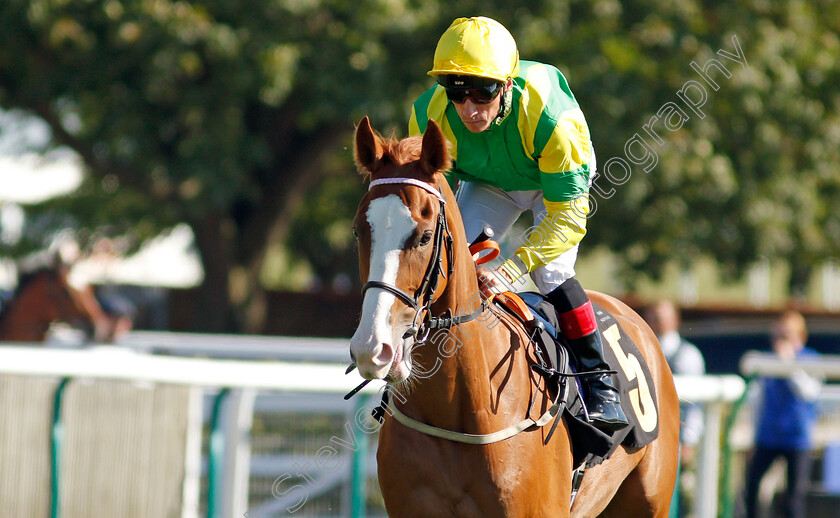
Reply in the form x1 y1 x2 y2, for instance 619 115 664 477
0 286 52 341
405 302 524 432
402 211 530 430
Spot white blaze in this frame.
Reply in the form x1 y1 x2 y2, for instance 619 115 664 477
350 195 416 379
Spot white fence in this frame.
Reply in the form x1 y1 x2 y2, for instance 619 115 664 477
1 334 837 518
0 337 384 518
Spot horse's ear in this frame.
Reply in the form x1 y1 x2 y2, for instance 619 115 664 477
355 116 384 174
420 120 451 177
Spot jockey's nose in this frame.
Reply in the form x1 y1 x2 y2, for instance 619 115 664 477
462 98 480 113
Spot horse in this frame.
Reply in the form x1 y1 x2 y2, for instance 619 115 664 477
348 116 680 517
0 263 108 343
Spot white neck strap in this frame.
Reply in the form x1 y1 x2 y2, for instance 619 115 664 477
368 178 446 203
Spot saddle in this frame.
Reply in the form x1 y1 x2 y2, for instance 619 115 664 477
491 291 660 469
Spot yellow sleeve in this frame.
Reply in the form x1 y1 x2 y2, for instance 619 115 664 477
499 195 589 278
408 105 422 137
537 108 592 175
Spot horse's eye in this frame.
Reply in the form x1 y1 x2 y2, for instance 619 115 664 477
352 227 358 238
419 231 433 246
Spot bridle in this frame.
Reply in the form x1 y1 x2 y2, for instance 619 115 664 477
346 177 570 447
344 176 487 400
361 178 483 342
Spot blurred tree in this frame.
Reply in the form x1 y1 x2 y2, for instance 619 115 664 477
0 0 838 333
0 0 444 331
545 0 840 296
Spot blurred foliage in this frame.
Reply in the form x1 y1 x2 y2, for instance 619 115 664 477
546 0 840 294
0 0 838 330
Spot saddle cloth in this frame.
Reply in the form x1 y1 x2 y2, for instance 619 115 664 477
500 292 660 468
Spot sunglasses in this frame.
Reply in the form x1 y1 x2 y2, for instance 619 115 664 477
444 82 504 104
436 75 505 105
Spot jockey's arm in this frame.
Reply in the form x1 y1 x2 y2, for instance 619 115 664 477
498 110 593 283
497 195 589 283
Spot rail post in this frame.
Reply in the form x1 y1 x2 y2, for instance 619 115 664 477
50 378 71 518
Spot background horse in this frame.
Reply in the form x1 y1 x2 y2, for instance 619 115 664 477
349 116 680 517
0 263 108 343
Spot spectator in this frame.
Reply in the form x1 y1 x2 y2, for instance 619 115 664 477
646 300 706 447
645 300 706 517
744 311 821 518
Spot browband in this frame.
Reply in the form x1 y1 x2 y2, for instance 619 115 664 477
369 178 446 203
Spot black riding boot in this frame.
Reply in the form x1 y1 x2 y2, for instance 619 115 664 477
546 278 629 433
567 329 629 432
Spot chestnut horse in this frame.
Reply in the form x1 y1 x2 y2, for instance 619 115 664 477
0 264 107 343
349 117 679 517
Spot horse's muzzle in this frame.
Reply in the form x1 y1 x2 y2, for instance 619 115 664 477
350 340 395 380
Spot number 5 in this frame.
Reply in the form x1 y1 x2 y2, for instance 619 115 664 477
602 324 657 432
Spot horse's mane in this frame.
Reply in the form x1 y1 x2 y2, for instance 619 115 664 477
355 129 424 178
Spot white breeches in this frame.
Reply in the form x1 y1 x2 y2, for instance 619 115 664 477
456 181 578 295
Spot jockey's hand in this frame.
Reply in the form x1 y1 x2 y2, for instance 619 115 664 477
476 266 512 297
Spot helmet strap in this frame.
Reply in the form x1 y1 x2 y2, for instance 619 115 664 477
494 79 513 122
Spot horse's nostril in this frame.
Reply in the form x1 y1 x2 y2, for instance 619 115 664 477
376 343 394 366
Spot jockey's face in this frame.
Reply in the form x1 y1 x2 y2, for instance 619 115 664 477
452 84 505 133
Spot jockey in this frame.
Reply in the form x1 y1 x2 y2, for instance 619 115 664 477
409 16 628 432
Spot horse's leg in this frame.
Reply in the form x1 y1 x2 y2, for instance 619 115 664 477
569 446 645 517
599 438 679 517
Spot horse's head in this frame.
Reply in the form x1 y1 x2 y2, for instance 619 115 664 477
13 265 107 341
350 116 453 382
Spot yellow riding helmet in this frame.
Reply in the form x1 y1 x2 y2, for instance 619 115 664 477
428 17 520 83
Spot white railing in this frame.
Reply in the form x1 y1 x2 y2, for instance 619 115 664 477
741 351 840 379
118 331 351 363
11 336 833 518
0 336 758 518
23 339 840 518
0 344 362 392
674 374 746 518
0 341 383 518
